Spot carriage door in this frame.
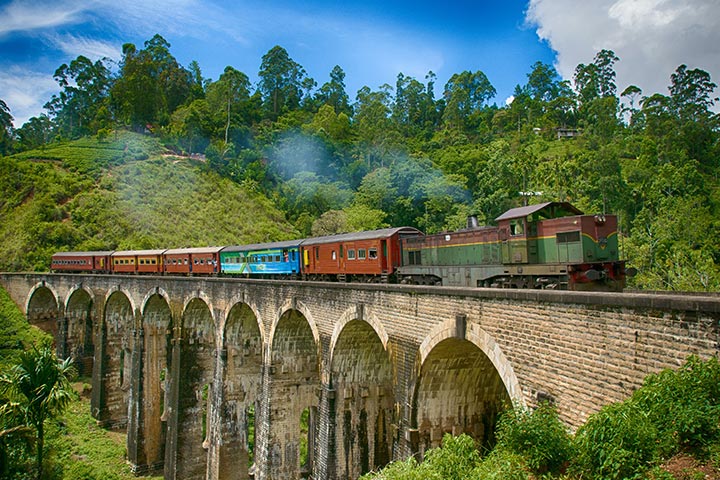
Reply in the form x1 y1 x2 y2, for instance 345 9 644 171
381 240 388 272
556 231 582 263
508 219 528 264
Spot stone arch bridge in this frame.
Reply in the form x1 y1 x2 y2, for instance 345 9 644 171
1 273 718 480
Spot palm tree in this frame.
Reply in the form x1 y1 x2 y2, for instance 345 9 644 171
0 346 75 479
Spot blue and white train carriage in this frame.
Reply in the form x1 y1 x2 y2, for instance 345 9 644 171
219 239 304 278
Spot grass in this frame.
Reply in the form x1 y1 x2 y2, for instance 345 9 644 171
44 384 164 480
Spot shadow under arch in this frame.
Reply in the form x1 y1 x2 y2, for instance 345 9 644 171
63 286 95 375
131 290 173 474
99 289 135 428
26 282 60 339
212 300 264 478
411 320 523 457
175 296 216 479
266 304 320 479
330 315 394 479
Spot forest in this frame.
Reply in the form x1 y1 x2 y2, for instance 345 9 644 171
1 33 719 291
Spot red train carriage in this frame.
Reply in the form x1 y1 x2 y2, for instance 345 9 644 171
301 227 422 282
111 249 165 274
164 247 222 275
51 251 113 273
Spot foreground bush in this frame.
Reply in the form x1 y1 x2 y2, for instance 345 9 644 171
495 402 573 475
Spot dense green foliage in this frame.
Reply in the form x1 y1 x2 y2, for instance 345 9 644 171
1 35 719 290
362 356 720 480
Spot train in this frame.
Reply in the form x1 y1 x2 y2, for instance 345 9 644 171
51 201 633 291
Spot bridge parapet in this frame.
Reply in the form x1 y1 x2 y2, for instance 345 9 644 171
1 273 718 480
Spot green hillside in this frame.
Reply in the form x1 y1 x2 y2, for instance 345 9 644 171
0 131 298 271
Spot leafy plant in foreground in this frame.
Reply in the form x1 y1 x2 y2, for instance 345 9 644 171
0 346 75 479
494 402 574 476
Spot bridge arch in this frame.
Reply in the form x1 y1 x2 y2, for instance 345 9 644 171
140 287 171 315
212 300 264 478
133 290 174 473
25 282 60 339
176 296 216 480
412 318 520 456
219 293 265 344
330 308 394 479
100 289 136 427
329 305 389 365
267 304 321 479
63 286 95 375
269 299 319 352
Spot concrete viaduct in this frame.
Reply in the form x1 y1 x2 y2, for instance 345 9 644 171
0 272 718 480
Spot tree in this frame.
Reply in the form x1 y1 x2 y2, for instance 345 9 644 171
0 346 75 479
316 65 352 116
206 66 252 144
526 61 563 102
258 45 311 118
573 50 620 136
393 73 435 138
112 34 194 129
0 99 13 155
15 115 53 151
442 70 496 131
45 55 112 138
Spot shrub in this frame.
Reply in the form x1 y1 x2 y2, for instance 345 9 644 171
422 434 481 480
472 449 530 480
494 402 573 475
632 355 720 457
573 401 658 480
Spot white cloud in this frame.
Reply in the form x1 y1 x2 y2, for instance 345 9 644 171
52 34 122 62
526 0 720 99
0 67 59 127
0 0 88 37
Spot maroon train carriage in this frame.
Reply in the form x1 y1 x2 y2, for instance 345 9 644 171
51 251 113 273
301 227 423 282
111 249 165 274
164 247 222 275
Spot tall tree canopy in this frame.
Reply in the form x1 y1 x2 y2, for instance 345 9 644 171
258 45 311 119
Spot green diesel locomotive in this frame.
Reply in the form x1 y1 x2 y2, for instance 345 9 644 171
398 202 631 291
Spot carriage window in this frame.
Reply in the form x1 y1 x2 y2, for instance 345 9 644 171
340 245 344 258
275 255 281 262
556 231 581 243
358 249 366 260
510 220 525 236
409 251 421 265
347 249 356 260
332 250 337 260
369 248 378 259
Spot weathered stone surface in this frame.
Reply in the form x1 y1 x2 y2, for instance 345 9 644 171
1 273 718 480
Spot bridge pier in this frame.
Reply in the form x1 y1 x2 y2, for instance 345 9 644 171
2 273 718 480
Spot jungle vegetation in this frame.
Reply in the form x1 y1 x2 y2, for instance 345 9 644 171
1 34 719 291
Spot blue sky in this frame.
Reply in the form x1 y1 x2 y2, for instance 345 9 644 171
1 0 718 127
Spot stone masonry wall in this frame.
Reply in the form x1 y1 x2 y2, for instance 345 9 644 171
1 273 718 480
